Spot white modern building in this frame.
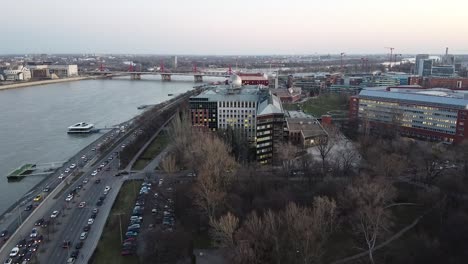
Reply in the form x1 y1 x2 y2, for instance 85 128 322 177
3 66 31 81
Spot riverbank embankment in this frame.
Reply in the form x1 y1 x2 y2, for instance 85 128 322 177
0 76 98 91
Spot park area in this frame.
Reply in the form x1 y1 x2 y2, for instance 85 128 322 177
283 94 349 117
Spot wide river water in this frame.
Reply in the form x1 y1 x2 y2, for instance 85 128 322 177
0 75 220 214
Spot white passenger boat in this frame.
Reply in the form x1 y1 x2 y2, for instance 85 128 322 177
67 122 94 134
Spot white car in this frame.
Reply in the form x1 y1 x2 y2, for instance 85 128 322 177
87 218 94 225
58 174 65 180
158 179 163 186
78 202 86 208
81 155 86 159
65 195 73 202
83 178 89 184
64 168 70 173
9 247 19 257
69 164 76 169
50 210 60 218
104 186 111 192
80 232 87 240
91 170 98 176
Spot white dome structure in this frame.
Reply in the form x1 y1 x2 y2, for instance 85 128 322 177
230 74 242 88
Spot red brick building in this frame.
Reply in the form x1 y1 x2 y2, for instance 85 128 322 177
424 77 468 90
238 73 269 86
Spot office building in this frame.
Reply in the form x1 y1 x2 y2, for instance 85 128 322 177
417 59 433 76
350 89 468 143
189 75 285 164
431 65 455 77
415 54 429 75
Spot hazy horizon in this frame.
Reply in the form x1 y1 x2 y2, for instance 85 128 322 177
2 0 467 55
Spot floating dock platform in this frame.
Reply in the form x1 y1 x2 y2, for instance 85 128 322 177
7 164 36 181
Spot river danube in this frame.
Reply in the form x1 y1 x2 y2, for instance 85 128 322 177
0 75 216 214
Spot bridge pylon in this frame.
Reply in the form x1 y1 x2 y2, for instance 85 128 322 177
194 75 203 83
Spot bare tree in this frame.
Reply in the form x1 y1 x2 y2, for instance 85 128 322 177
333 141 360 176
342 175 397 264
277 142 299 176
315 124 339 172
210 212 239 248
192 135 238 220
160 153 177 173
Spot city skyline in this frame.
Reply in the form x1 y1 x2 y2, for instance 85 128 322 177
1 0 468 55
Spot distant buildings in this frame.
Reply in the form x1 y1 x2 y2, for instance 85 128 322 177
350 88 468 143
27 62 78 78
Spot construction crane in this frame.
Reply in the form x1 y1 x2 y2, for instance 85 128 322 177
384 47 395 67
340 52 345 70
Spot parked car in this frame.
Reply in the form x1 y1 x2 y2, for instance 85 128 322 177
125 231 138 237
65 195 73 202
83 225 90 232
87 218 94 225
91 170 98 176
69 164 76 169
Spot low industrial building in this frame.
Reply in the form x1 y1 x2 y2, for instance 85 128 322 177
270 87 302 103
286 118 327 148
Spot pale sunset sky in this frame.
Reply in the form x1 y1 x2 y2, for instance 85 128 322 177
1 0 467 54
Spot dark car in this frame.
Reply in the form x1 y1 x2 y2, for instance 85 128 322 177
98 196 105 201
95 179 101 184
17 239 26 248
35 218 44 226
1 230 8 238
62 240 71 248
90 213 97 219
26 239 35 247
83 225 90 232
43 186 50 192
71 250 79 258
18 248 28 257
24 251 33 261
96 200 103 206
24 205 33 211
28 243 39 252
77 184 82 190
41 219 50 228
35 235 43 243
75 241 83 249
